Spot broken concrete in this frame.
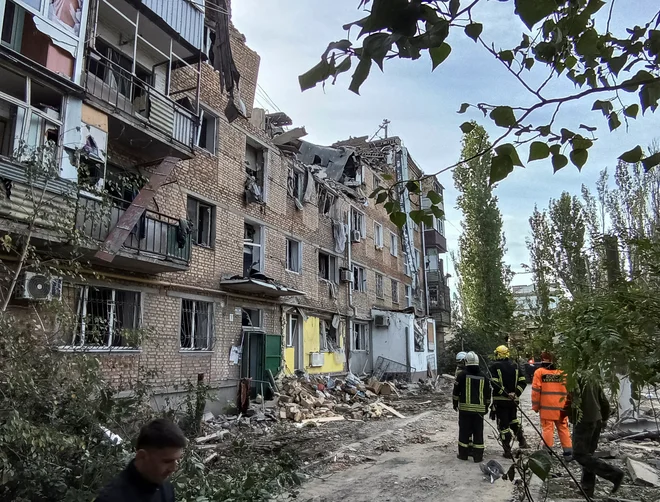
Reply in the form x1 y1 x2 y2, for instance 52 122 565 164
626 458 660 487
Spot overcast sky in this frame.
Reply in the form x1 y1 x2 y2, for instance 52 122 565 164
232 0 659 288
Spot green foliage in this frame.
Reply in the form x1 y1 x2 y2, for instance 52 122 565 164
454 125 514 336
526 449 553 481
301 0 660 185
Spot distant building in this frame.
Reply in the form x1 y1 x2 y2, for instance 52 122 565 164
510 284 560 349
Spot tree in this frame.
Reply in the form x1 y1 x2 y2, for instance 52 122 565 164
453 124 513 341
300 0 660 191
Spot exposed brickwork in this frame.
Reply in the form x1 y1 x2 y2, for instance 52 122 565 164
5 6 430 396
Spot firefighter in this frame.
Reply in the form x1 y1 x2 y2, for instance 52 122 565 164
453 351 492 463
531 351 573 458
489 345 529 458
455 351 467 377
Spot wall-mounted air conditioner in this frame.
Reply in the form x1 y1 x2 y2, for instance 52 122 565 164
14 272 63 301
374 315 390 328
351 230 362 243
339 268 353 283
309 352 325 367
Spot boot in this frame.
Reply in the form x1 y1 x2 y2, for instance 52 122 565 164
517 432 530 449
502 438 513 459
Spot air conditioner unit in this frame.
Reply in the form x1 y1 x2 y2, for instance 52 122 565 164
15 272 63 301
309 352 325 367
351 230 362 243
374 314 390 328
339 268 353 283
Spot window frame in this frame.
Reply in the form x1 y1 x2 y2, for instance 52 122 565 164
352 322 369 352
318 251 339 283
63 284 142 350
245 138 267 200
286 313 300 348
244 221 265 275
187 196 216 248
286 237 302 273
374 221 383 248
405 284 412 307
391 279 399 304
242 308 263 330
180 298 214 351
389 231 398 257
195 107 218 155
351 208 366 238
375 273 384 299
0 70 63 162
352 265 366 292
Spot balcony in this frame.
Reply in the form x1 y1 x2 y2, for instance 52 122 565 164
424 228 447 253
76 195 191 273
83 50 197 160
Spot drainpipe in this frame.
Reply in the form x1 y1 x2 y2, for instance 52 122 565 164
346 211 355 373
420 222 430 318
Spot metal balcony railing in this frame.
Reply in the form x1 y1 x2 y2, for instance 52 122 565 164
373 356 416 382
84 50 196 150
76 195 191 266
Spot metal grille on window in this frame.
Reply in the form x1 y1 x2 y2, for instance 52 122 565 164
180 299 214 350
376 274 384 298
65 285 141 348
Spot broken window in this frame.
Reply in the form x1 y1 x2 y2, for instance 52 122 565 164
429 286 438 306
203 26 216 67
287 313 300 347
317 187 335 216
63 284 141 349
352 322 368 351
187 196 215 247
0 67 61 160
372 173 380 189
391 279 399 304
374 222 383 248
180 299 214 351
390 231 398 257
242 308 262 329
245 140 265 200
405 285 412 307
243 221 263 276
318 251 338 283
351 208 365 237
352 265 366 292
320 319 339 352
375 273 384 299
290 168 305 201
196 108 218 154
286 238 302 273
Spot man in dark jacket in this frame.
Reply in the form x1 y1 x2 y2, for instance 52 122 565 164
489 345 529 458
565 380 625 498
453 351 492 463
95 418 187 502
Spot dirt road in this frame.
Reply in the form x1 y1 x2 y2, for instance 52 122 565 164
295 401 515 502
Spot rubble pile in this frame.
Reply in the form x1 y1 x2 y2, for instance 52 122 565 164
275 373 410 423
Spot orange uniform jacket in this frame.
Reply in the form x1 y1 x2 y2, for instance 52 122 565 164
531 366 568 421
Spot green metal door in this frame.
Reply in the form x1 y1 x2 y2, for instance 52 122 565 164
265 334 282 377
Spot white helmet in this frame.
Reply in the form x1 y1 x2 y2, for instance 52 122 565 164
465 351 480 366
456 351 467 363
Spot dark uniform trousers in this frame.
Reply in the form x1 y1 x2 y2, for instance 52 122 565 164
494 401 522 446
573 420 624 494
458 412 485 462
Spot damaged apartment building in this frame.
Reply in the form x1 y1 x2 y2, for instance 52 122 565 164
0 0 447 408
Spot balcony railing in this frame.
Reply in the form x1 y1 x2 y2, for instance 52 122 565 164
84 50 196 150
424 228 447 252
76 196 191 267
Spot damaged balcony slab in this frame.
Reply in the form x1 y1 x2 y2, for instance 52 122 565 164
220 278 305 298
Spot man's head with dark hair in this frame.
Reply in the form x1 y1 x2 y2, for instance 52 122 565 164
134 419 186 484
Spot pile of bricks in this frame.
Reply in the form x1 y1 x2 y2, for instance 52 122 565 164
275 374 404 423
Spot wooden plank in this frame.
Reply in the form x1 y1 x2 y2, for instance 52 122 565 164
300 416 345 425
95 157 178 262
379 403 406 419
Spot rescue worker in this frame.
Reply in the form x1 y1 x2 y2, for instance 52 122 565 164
95 418 186 501
531 351 573 459
489 345 529 458
455 351 467 377
564 379 625 497
453 351 492 463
